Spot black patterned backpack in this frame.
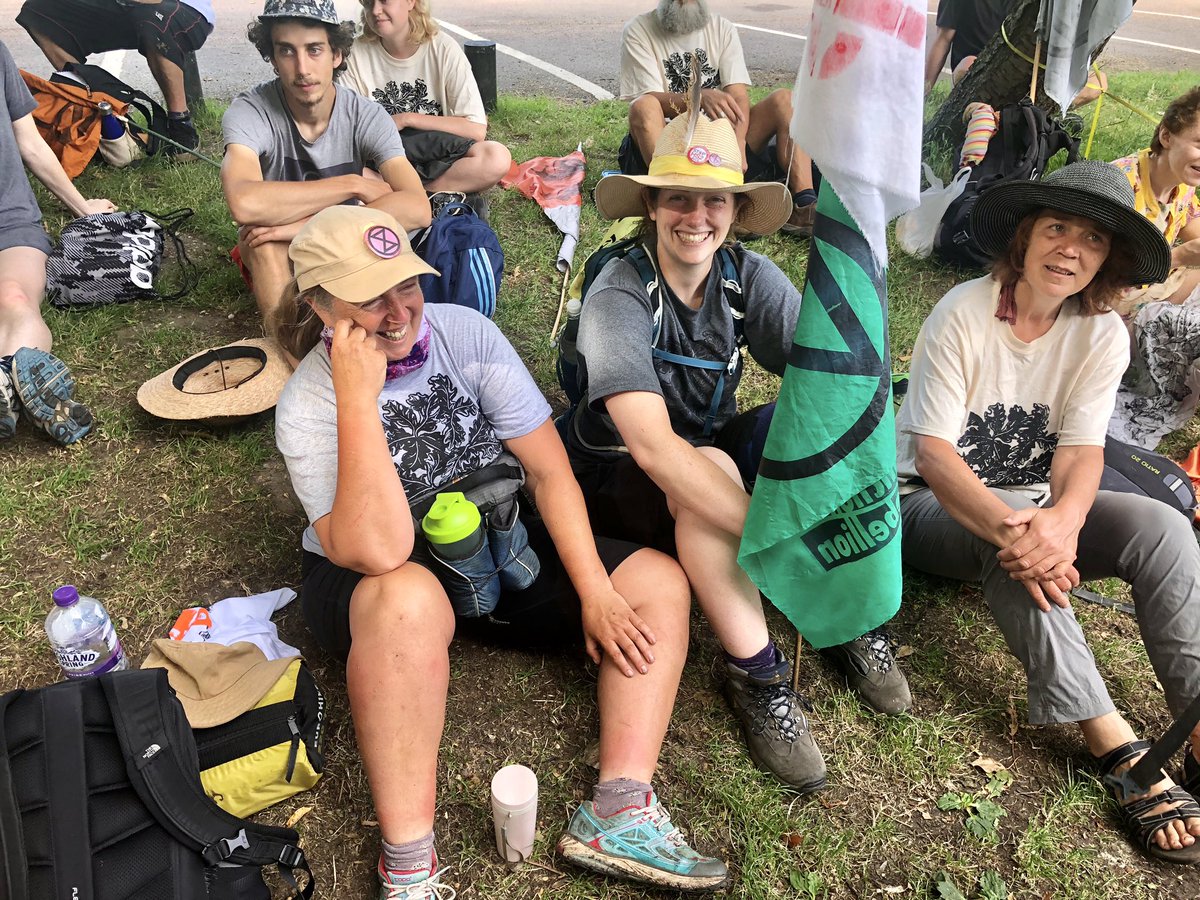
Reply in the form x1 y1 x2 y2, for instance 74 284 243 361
46 208 198 308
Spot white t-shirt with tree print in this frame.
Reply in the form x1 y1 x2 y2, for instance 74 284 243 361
342 31 487 126
896 276 1129 503
618 11 750 100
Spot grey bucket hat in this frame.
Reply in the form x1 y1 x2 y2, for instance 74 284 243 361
259 0 339 25
969 159 1171 286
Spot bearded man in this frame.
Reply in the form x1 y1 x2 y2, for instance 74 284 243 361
617 0 816 235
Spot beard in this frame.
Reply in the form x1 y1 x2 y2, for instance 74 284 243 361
656 0 710 35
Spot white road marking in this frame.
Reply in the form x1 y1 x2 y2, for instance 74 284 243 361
922 6 1199 21
436 19 614 100
735 23 807 42
1110 34 1200 55
94 50 126 77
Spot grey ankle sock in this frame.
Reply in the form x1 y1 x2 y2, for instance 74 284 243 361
380 830 435 874
593 777 652 818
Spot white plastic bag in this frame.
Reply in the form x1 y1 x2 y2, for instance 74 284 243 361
895 164 972 258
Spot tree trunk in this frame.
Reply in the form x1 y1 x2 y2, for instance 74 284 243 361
922 0 1123 152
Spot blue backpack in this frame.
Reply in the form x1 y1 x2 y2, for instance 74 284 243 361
413 200 504 318
557 237 744 437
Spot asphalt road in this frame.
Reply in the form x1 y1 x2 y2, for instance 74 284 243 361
0 0 1195 104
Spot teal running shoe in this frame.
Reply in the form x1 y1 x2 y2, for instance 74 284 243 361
556 793 729 892
376 853 456 900
10 348 93 445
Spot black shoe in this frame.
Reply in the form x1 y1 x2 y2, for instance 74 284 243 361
819 627 911 715
464 191 490 223
166 116 200 161
722 652 826 791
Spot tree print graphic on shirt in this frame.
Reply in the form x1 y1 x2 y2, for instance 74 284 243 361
662 49 720 92
956 402 1058 486
370 79 443 116
381 372 501 502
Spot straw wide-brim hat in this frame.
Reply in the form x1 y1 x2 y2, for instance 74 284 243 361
970 159 1171 286
595 113 793 236
142 639 297 728
137 338 291 422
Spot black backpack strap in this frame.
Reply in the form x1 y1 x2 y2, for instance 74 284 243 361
0 692 28 900
717 244 745 345
42 685 94 900
145 208 199 301
101 671 314 898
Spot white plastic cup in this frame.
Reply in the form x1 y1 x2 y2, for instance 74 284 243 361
490 764 538 865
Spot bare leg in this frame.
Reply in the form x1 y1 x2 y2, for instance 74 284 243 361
1082 711 1200 850
746 89 813 194
144 51 188 114
1168 268 1200 305
236 235 293 324
0 246 53 356
23 29 78 70
667 446 769 659
347 563 455 845
596 548 690 783
629 94 668 169
423 140 512 194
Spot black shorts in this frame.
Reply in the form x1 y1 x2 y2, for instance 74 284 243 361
18 0 213 69
571 403 776 555
399 128 475 184
299 514 641 663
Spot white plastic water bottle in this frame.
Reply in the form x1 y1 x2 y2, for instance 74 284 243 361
45 585 129 679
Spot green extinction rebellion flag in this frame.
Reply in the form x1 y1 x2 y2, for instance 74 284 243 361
737 184 902 649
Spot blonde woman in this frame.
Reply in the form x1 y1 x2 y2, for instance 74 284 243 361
343 0 510 201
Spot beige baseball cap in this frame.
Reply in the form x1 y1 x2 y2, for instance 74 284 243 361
289 205 438 304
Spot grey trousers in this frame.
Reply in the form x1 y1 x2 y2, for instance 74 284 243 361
901 488 1200 725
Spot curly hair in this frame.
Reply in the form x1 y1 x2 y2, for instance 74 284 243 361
990 210 1138 316
247 17 356 75
357 0 438 45
1151 85 1200 155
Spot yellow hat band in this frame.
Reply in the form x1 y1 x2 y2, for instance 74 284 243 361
647 154 744 186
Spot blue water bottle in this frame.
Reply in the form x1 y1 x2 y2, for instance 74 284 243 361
97 101 125 139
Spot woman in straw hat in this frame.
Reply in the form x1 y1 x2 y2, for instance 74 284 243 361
897 158 1200 864
272 204 730 896
562 105 910 795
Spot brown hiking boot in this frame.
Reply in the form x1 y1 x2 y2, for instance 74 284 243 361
780 201 816 238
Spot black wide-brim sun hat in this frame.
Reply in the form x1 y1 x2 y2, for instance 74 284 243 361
970 159 1171 286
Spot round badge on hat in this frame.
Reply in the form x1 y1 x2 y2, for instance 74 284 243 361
137 338 291 422
365 225 401 259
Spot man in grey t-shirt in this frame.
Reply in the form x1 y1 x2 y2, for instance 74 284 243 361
220 0 430 340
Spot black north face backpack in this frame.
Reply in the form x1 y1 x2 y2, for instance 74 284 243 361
0 669 314 900
934 98 1079 269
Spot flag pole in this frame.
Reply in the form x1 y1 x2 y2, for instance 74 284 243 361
792 633 803 693
1028 37 1042 102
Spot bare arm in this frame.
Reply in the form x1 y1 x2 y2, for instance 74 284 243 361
221 143 393 226
392 111 486 142
506 419 656 676
12 114 115 217
635 88 746 129
924 27 955 93
1172 218 1200 269
913 434 1027 548
372 155 433 231
606 390 749 535
312 319 414 574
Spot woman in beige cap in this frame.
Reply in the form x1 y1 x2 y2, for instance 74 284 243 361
272 204 729 897
560 105 910 801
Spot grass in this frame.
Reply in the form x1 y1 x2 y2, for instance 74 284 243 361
5 71 1200 899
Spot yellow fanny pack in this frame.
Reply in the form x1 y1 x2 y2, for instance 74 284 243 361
192 658 325 817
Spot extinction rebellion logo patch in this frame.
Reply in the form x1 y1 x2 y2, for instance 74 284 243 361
800 476 899 571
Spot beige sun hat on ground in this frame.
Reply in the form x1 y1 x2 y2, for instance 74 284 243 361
289 205 438 304
137 338 291 422
594 110 793 236
141 639 297 728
